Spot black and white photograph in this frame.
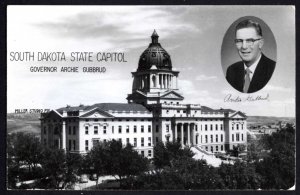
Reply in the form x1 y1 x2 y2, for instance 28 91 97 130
6 5 295 191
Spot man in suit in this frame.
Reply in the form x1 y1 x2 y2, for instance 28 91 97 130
226 19 276 93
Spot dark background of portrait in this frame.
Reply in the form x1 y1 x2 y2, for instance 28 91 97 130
221 16 277 75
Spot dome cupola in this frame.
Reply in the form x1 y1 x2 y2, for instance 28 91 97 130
138 30 172 71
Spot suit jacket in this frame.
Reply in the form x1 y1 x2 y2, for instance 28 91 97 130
226 54 276 93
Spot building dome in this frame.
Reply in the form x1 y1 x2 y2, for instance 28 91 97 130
137 30 172 71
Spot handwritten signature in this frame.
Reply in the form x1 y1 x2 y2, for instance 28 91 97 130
224 94 269 102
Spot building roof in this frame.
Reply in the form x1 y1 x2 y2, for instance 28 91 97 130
57 103 150 114
201 106 235 113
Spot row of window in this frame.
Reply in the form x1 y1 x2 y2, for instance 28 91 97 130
203 124 223 131
232 133 244 142
85 118 152 122
202 134 224 144
205 145 224 153
86 125 153 135
85 137 152 151
232 124 244 130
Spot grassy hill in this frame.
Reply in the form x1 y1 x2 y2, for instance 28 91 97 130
247 116 295 126
7 113 41 136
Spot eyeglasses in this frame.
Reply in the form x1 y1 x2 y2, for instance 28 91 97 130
235 38 261 47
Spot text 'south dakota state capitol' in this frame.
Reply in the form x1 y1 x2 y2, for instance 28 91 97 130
9 51 127 73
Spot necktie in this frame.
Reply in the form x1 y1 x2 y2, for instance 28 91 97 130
243 68 251 93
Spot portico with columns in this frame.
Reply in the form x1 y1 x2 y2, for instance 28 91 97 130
171 121 198 146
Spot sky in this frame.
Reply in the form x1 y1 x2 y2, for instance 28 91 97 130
7 6 295 117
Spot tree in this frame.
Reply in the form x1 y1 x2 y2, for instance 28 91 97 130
8 133 42 172
218 161 262 189
84 141 110 186
153 141 170 169
107 140 148 187
256 124 295 189
37 148 83 189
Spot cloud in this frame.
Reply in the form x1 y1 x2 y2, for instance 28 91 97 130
195 74 217 81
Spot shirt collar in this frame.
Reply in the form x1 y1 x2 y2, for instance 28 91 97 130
244 53 262 79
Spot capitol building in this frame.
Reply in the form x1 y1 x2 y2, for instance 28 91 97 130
41 30 247 157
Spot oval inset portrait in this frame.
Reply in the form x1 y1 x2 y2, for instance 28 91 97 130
221 16 277 93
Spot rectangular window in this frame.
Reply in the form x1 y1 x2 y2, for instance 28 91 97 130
85 140 89 151
166 125 169 132
69 140 72 151
156 137 159 143
156 125 159 133
112 126 114 134
236 133 240 141
141 151 144 157
73 140 76 151
118 126 122 133
69 126 72 135
210 124 213 131
119 138 122 144
210 135 213 143
221 145 224 151
148 137 151 146
211 146 213 153
201 135 202 143
221 124 223 130
134 125 137 133
236 124 239 130
85 126 89 135
148 150 152 157
141 125 144 133
148 125 151 133
216 124 218 131
103 126 107 134
126 138 130 145
205 135 208 143
195 125 198 131
94 126 98 134
216 135 218 142
141 138 144 146
55 139 59 149
221 134 223 142
216 146 219 152
242 134 244 141
92 139 100 147
126 125 129 133
232 134 234 142
134 138 137 147
205 125 207 131
73 126 76 135
205 146 208 151
232 125 234 130
54 127 59 135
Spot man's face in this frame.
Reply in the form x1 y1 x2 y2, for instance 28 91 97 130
235 27 263 66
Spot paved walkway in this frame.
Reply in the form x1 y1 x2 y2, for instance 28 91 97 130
191 147 233 167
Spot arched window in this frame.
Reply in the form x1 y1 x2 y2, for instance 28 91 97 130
152 75 156 87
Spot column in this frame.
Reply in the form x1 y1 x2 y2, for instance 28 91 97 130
156 74 159 88
175 123 178 142
159 74 162 88
62 121 66 150
166 75 169 89
193 124 196 145
181 124 184 147
170 75 173 89
187 123 191 146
